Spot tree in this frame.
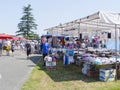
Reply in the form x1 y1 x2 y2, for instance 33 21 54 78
16 4 38 38
29 32 40 40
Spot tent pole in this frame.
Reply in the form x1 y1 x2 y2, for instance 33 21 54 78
78 23 79 37
78 22 81 40
115 24 117 80
119 28 120 54
78 22 81 54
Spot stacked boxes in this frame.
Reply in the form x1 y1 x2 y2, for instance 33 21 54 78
45 56 56 70
46 61 56 70
99 68 116 81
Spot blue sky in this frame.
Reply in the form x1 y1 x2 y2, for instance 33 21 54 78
0 0 120 36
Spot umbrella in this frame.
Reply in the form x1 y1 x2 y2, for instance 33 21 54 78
11 37 19 40
0 34 13 39
19 37 26 40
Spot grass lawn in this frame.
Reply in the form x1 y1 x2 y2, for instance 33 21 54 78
21 57 120 90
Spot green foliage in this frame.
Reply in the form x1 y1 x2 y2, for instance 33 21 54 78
16 4 38 38
29 32 40 40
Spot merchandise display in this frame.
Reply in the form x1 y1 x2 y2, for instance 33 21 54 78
44 55 57 70
43 11 120 82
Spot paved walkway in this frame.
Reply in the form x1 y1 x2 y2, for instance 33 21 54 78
0 50 41 90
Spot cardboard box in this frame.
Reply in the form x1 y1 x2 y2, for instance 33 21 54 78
99 68 116 81
99 76 115 82
52 62 56 66
100 69 116 76
46 61 52 67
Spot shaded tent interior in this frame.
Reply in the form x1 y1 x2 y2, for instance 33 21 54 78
45 11 120 51
45 11 120 38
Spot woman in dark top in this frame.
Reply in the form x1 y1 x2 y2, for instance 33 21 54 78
11 41 15 55
0 42 2 56
25 41 31 59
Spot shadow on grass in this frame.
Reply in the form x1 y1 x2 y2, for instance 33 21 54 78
16 54 42 67
36 56 100 83
29 55 41 64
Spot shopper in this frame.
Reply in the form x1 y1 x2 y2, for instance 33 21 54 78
25 40 31 59
0 41 2 56
11 41 15 55
42 38 50 65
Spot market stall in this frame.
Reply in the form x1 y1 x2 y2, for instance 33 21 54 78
45 11 120 81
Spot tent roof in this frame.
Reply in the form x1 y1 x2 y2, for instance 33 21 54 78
78 11 120 24
45 11 120 36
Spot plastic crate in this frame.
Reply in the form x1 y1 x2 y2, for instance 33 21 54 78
99 68 116 81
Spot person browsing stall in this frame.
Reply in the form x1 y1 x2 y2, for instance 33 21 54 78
25 40 31 59
0 41 2 56
42 38 50 65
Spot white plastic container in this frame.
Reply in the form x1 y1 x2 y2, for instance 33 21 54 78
99 68 116 81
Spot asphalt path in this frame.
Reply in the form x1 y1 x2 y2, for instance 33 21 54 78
0 50 41 90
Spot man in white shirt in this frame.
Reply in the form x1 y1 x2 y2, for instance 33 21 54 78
81 42 86 48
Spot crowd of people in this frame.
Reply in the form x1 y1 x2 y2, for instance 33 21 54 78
41 36 107 51
40 35 108 60
0 35 107 62
0 39 41 59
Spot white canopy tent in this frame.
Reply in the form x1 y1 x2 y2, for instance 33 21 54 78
45 11 120 53
78 11 120 24
45 11 120 38
44 11 120 80
76 11 120 50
